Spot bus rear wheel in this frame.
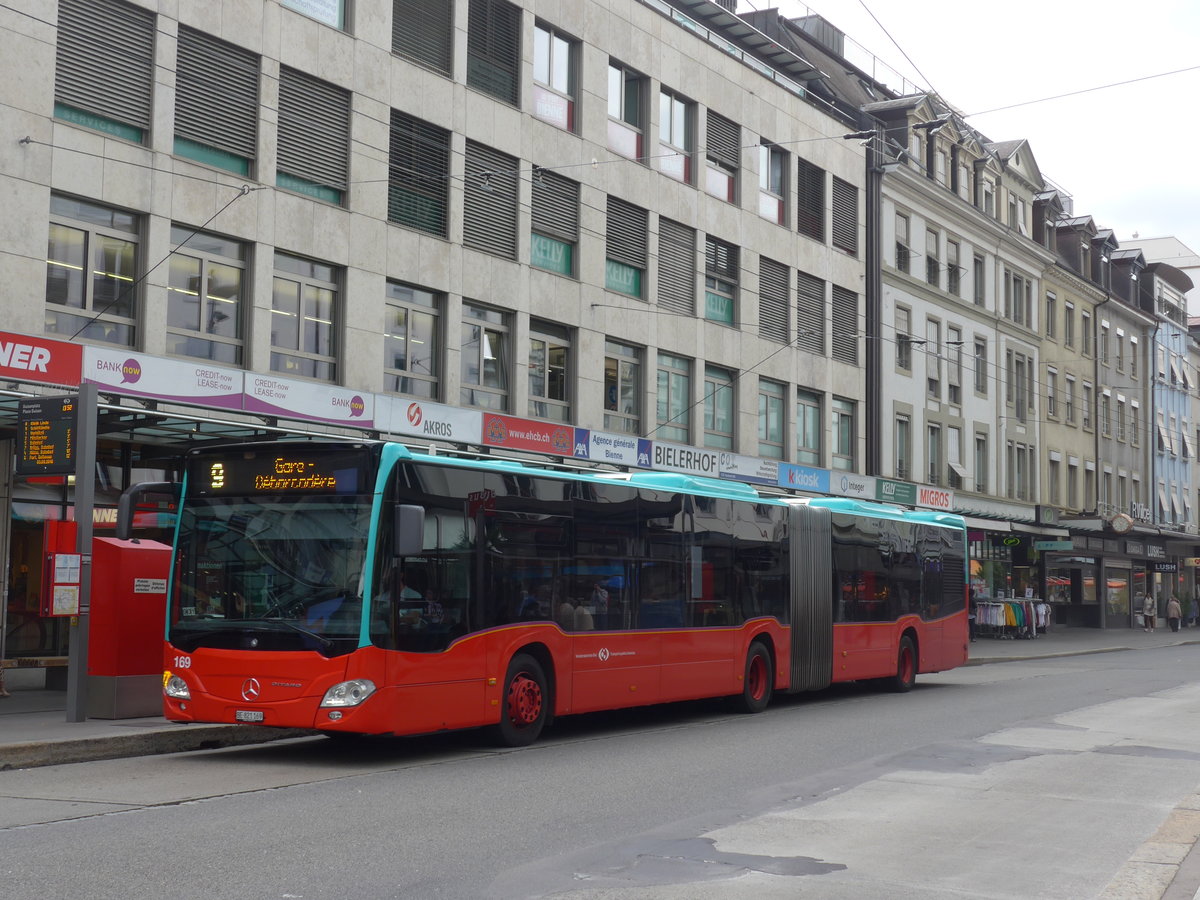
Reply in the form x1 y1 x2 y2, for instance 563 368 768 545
735 642 773 713
492 653 548 747
886 636 917 693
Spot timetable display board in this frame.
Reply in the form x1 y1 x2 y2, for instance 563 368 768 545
187 446 372 496
17 395 77 475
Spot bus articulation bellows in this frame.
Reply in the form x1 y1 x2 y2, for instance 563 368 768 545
118 441 969 746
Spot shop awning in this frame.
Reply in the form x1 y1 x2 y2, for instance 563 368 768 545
959 516 1010 531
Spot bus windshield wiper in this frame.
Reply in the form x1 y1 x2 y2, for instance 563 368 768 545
262 617 334 648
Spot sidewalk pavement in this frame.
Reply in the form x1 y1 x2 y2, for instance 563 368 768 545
2 624 1197 771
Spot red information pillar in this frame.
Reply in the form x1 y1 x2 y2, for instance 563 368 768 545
87 538 172 718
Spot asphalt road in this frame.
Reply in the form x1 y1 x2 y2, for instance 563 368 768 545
4 645 1200 899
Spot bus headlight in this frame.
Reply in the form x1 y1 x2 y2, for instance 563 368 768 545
320 679 376 708
164 674 191 700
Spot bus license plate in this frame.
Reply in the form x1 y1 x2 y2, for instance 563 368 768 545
235 710 264 722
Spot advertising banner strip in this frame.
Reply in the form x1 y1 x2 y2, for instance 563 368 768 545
377 396 482 444
0 332 83 387
84 347 245 409
243 375 374 428
482 413 575 457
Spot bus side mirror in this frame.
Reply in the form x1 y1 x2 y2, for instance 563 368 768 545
394 504 424 557
117 481 181 541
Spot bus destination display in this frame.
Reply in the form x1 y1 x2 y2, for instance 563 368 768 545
189 449 368 495
17 395 76 475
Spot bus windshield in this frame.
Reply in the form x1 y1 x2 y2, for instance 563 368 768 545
169 493 374 656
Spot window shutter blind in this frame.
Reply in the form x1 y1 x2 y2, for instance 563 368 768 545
831 177 859 255
393 0 453 75
531 170 579 242
796 158 825 241
796 270 825 354
464 141 519 258
467 0 521 105
706 111 739 167
278 66 350 193
657 217 695 314
705 237 738 282
606 198 647 268
176 27 258 160
758 257 788 343
55 0 154 132
388 111 450 235
831 285 858 363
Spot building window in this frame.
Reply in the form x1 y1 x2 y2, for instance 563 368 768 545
797 158 825 242
271 252 339 381
467 0 521 106
830 286 857 364
1046 368 1058 418
973 337 988 395
926 319 941 400
656 352 692 443
947 325 962 405
1045 292 1057 339
1116 397 1126 441
704 236 738 325
1099 323 1110 365
1130 337 1139 378
1068 462 1078 508
973 254 986 306
1081 310 1092 355
796 389 821 465
758 379 785 459
384 282 439 398
277 67 350 205
282 0 345 28
460 302 509 410
1131 404 1140 446
1003 269 1033 326
54 0 154 143
758 142 787 224
830 176 858 256
895 307 912 371
45 194 139 347
175 27 258 175
946 240 961 295
606 198 648 298
831 398 856 471
166 226 244 364
528 320 571 422
925 228 940 287
607 61 645 161
703 365 735 450
796 271 825 355
948 426 964 489
1065 375 1076 423
1064 301 1075 347
1082 383 1093 430
658 88 694 183
895 213 911 274
604 340 641 435
705 111 739 202
530 168 580 277
533 23 577 131
464 141 519 258
895 414 911 480
974 434 988 493
927 423 942 485
389 111 451 236
393 0 453 75
1047 458 1060 506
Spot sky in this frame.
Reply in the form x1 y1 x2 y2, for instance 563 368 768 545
736 0 1200 259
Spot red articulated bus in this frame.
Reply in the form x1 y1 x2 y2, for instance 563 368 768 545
117 441 969 746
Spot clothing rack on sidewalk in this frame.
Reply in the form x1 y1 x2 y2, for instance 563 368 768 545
974 598 1050 639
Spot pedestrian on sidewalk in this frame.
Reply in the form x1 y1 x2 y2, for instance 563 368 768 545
1189 594 1199 628
1143 592 1157 633
1167 595 1182 633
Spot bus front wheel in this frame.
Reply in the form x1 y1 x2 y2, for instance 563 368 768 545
735 642 773 713
492 653 549 747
